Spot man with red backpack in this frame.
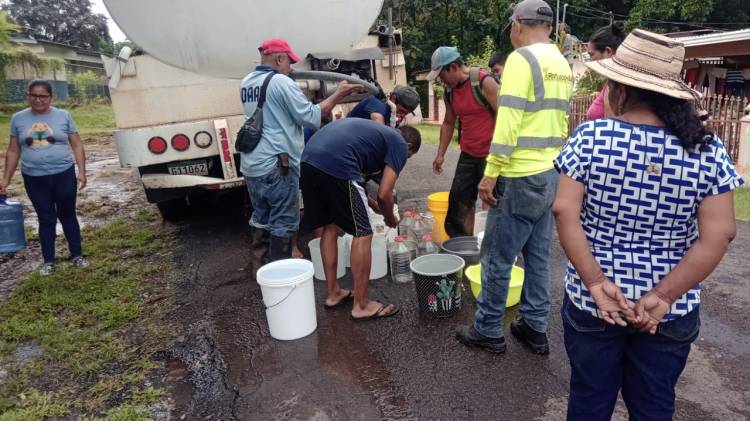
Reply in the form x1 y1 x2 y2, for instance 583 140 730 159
428 46 499 237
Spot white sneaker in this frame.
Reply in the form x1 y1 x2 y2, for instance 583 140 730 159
39 263 54 276
72 256 90 268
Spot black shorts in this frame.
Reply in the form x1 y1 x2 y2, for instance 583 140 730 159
300 163 373 237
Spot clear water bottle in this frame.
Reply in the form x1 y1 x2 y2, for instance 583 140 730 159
409 214 430 243
417 233 439 257
388 235 414 283
399 210 416 238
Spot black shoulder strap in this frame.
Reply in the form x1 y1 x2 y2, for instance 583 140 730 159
257 72 276 109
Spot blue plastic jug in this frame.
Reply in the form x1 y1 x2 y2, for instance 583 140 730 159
0 195 26 253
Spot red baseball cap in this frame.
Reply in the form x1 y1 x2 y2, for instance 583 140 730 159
258 38 301 63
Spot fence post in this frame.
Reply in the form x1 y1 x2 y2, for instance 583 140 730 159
737 111 750 181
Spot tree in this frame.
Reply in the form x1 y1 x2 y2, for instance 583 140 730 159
2 0 111 50
70 70 99 103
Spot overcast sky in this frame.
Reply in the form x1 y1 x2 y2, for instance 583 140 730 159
90 0 127 43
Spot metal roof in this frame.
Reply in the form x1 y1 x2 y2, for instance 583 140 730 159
675 28 750 46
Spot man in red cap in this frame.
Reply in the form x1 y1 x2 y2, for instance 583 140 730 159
240 38 362 262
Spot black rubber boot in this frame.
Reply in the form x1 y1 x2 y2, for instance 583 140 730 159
250 226 270 249
265 235 292 263
455 325 506 354
510 318 549 355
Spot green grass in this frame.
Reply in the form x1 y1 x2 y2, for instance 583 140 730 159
0 102 115 152
414 123 458 148
735 186 750 221
0 210 173 420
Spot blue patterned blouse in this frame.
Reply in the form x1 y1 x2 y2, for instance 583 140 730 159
555 119 744 321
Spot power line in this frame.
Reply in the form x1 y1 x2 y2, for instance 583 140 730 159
566 3 746 32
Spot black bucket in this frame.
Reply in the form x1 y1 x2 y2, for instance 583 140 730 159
410 254 466 318
440 236 480 266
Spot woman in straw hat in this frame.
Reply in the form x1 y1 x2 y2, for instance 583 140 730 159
552 29 743 420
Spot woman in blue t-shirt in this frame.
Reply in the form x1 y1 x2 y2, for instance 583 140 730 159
553 30 742 420
0 80 88 276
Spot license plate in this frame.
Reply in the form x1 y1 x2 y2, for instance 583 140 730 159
168 160 209 176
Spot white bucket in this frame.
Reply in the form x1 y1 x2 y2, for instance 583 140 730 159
473 211 488 236
309 237 346 280
256 259 317 341
342 234 353 267
370 235 388 279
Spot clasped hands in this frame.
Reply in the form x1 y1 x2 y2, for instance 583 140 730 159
588 273 673 335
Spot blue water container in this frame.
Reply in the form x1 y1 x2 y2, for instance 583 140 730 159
0 195 26 253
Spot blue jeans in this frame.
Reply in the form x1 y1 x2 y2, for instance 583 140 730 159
563 296 699 421
245 168 299 238
22 166 82 263
474 169 558 337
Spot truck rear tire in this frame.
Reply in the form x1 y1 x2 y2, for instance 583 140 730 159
156 197 187 220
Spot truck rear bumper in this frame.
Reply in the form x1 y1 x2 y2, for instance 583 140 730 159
142 174 245 190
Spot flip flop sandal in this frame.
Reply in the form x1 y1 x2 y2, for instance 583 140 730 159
351 303 400 321
324 290 353 309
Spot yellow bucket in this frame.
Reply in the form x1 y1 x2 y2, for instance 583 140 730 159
464 264 525 307
427 192 450 244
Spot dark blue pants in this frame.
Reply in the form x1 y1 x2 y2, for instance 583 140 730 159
562 296 699 421
23 166 82 263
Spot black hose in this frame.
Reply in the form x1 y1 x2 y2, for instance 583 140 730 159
290 70 381 97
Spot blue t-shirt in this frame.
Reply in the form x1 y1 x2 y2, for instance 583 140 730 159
302 119 407 182
239 66 321 178
10 107 77 176
347 96 391 126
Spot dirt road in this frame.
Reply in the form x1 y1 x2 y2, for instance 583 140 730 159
161 144 750 420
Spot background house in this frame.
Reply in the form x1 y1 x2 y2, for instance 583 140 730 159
3 33 108 102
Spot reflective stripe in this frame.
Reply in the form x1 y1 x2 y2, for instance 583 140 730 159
499 96 570 112
517 136 565 148
525 98 570 113
490 143 516 155
499 95 528 110
490 137 564 156
517 48 545 103
508 47 570 113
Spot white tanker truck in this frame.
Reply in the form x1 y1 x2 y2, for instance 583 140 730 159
102 0 408 218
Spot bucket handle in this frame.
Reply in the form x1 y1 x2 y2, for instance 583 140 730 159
263 284 296 310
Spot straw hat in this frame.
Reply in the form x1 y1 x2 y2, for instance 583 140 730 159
585 29 701 101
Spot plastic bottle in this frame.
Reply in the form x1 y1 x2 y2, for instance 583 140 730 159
408 214 430 243
0 195 26 253
417 233 439 257
388 235 414 283
398 209 416 238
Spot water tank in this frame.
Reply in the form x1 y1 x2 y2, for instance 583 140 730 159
0 195 26 253
103 0 385 79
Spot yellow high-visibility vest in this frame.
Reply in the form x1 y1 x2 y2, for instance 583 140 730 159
485 42 573 178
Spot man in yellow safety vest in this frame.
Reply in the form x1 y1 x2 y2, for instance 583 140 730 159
456 0 573 355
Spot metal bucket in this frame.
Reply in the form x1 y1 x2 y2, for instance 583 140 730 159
440 236 480 266
410 254 466 318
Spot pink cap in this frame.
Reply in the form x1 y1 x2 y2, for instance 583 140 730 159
258 38 301 63
421 233 433 242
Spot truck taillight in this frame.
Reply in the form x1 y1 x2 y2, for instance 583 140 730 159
171 134 190 151
148 136 167 154
194 131 212 149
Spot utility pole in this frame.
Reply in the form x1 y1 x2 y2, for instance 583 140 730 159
388 7 395 81
555 0 560 44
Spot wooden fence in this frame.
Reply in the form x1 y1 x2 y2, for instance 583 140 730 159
568 92 748 162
